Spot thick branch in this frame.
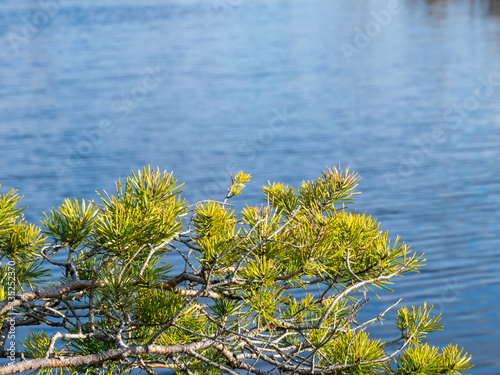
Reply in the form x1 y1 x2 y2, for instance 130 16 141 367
0 340 222 375
0 280 98 317
0 270 212 320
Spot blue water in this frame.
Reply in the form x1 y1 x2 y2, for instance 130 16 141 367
1 0 500 373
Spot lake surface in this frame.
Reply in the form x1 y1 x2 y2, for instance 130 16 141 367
1 0 500 373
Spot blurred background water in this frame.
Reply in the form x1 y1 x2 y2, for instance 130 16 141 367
0 0 499 373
